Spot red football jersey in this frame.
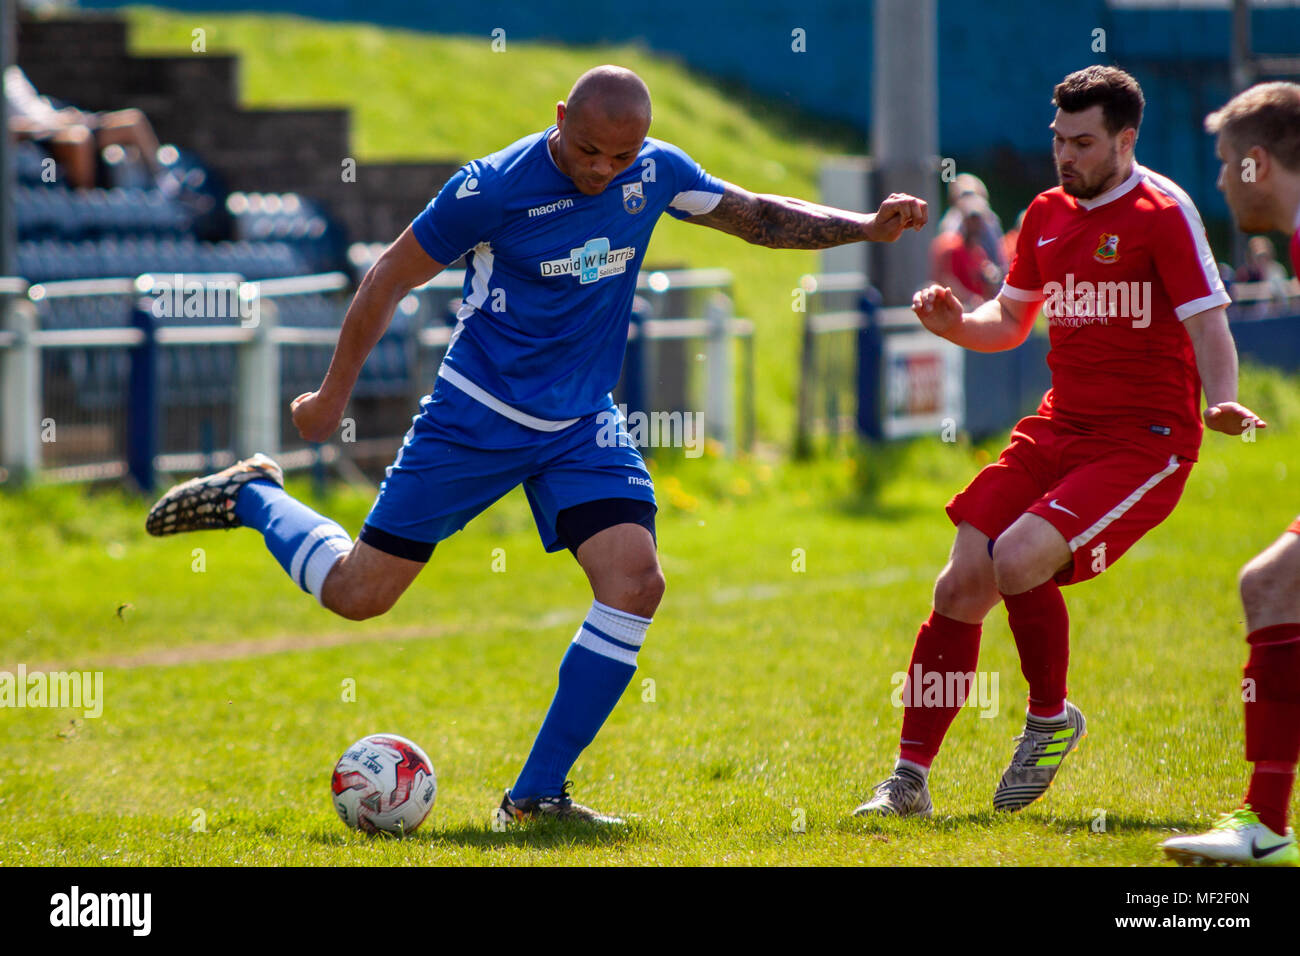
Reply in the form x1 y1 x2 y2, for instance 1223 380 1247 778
1001 164 1229 460
1290 223 1299 277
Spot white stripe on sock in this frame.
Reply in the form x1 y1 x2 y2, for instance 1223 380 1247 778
895 757 930 780
1030 705 1068 723
290 523 349 587
573 627 639 666
304 534 352 605
587 599 651 648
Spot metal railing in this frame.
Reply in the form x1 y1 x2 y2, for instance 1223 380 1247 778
1227 275 1300 320
794 273 964 450
0 267 755 489
796 271 1300 448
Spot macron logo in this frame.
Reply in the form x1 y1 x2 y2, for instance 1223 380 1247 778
528 198 575 218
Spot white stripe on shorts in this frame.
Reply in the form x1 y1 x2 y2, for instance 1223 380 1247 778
1067 454 1182 552
437 365 579 432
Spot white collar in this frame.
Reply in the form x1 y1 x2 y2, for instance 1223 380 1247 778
1076 163 1142 211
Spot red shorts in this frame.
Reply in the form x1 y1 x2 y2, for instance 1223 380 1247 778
946 415 1194 586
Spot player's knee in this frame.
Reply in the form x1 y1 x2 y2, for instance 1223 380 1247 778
605 563 665 618
933 563 994 621
990 537 1037 595
632 564 666 614
323 592 382 621
321 576 397 622
1239 556 1285 616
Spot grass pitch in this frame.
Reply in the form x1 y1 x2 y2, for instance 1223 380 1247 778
2 367 1296 866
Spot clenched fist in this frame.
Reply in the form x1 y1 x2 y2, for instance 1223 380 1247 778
865 193 929 243
912 284 964 338
291 391 345 443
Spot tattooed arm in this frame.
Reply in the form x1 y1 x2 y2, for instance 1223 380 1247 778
685 182 927 248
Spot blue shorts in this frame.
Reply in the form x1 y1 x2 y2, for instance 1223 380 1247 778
360 378 656 559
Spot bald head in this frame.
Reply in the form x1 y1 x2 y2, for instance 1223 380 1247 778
549 65 652 196
565 65 652 126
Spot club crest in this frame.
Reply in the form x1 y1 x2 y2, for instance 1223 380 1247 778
1094 233 1120 263
622 182 646 215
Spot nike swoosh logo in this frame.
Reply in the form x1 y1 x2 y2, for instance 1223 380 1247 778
1048 499 1079 519
1037 236 1058 247
1252 838 1289 859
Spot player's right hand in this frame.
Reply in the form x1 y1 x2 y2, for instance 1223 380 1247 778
912 284 964 338
291 390 344 443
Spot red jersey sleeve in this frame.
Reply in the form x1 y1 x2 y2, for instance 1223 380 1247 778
1151 199 1230 321
1000 198 1044 303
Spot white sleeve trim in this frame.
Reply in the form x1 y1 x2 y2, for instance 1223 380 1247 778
999 283 1042 302
1174 289 1232 322
669 189 722 216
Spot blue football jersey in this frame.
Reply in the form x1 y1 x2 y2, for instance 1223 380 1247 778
410 126 725 428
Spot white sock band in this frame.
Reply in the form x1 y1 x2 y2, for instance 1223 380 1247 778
299 530 353 605
895 758 930 780
572 600 651 666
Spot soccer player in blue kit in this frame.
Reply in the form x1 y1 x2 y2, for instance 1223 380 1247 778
146 65 928 824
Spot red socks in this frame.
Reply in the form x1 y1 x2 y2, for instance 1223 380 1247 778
1002 581 1070 718
1243 624 1300 833
898 611 982 767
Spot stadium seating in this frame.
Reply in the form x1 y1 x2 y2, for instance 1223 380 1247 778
11 115 443 462
13 141 346 282
18 236 317 282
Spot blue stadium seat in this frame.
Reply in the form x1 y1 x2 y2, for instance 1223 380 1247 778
15 142 50 186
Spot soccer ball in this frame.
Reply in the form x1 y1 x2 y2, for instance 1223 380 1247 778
331 733 437 836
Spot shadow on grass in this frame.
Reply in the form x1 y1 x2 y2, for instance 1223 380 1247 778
832 810 1206 835
307 819 654 851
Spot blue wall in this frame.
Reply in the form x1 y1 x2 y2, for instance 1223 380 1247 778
78 0 1300 221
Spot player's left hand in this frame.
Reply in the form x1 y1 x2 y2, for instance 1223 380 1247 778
1204 402 1267 436
865 193 928 242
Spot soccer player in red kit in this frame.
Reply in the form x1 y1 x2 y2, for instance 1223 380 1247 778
1162 81 1300 866
856 66 1265 818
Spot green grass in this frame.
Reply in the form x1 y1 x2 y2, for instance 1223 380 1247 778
2 366 1297 865
122 5 867 448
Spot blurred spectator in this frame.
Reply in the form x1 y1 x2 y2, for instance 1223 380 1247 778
938 172 1007 272
1234 235 1291 317
6 65 163 190
931 196 1001 306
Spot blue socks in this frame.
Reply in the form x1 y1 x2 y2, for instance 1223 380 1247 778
510 600 651 801
233 479 352 603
